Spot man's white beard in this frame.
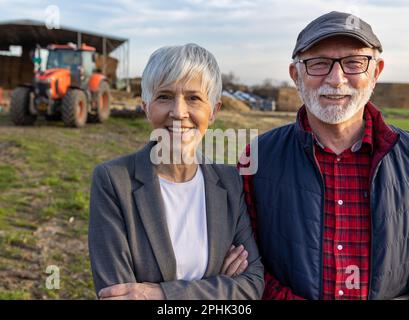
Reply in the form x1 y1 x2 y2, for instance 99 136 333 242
298 77 374 124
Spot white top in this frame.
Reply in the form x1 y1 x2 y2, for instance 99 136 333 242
158 167 208 281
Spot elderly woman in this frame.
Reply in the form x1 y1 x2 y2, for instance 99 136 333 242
88 43 263 300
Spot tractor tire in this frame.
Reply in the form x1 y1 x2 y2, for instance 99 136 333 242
88 81 111 123
10 87 37 126
61 89 88 127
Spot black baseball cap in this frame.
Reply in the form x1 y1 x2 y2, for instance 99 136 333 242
292 11 383 58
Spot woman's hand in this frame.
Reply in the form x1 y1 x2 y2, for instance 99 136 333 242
98 282 165 300
98 245 249 300
220 244 248 277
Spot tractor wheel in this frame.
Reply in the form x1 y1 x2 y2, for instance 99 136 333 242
88 81 111 123
10 87 37 126
61 89 88 127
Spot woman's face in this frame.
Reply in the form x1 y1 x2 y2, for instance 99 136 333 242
142 75 220 160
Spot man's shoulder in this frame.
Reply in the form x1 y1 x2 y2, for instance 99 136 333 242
257 122 297 145
389 125 409 146
394 126 409 138
392 127 409 155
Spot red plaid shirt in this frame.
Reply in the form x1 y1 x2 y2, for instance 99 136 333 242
240 106 374 300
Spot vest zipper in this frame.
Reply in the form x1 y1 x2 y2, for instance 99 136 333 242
368 161 382 300
307 144 326 299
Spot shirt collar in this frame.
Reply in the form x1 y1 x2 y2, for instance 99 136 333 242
299 105 374 154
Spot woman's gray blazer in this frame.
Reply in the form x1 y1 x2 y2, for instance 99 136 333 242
88 141 264 299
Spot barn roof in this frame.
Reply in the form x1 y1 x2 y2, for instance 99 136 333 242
0 19 127 54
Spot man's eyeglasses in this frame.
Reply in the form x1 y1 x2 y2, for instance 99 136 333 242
296 55 374 76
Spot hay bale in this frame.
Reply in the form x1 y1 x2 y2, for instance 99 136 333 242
372 83 409 109
95 54 118 83
275 87 302 112
0 55 22 89
221 95 251 112
129 77 142 96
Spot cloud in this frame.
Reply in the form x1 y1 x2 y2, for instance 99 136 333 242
0 0 50 21
0 0 409 84
96 0 409 83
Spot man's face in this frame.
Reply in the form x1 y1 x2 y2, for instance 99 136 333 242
289 36 384 124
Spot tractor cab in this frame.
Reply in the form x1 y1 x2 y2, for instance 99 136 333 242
44 43 96 86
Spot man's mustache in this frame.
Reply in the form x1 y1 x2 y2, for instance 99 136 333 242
316 85 358 96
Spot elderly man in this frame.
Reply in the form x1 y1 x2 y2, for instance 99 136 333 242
239 11 409 300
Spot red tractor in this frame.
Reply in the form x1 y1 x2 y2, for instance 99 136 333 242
10 43 110 127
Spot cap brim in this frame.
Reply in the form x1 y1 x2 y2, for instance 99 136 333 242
299 31 374 54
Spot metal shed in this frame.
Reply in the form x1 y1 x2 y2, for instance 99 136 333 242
0 19 129 89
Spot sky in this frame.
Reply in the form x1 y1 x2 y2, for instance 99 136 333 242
1 0 409 85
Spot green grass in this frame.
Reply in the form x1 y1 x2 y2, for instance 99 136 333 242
386 118 409 131
0 290 31 300
381 108 409 131
0 164 17 190
0 114 151 299
381 108 409 118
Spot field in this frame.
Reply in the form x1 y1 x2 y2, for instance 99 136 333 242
380 107 409 130
0 107 407 299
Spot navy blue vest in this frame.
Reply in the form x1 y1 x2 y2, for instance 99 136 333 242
253 107 409 299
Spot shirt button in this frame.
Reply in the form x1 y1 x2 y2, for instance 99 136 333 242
336 158 341 162
338 290 344 296
337 200 344 205
337 244 343 251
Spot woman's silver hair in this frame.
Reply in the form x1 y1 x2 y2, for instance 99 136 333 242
141 43 222 110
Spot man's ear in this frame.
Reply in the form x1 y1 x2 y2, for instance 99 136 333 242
372 58 385 89
289 63 299 88
209 101 222 124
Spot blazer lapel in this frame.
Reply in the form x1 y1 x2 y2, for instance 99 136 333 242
132 142 177 282
200 163 229 278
